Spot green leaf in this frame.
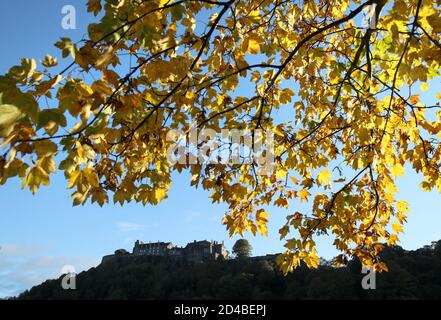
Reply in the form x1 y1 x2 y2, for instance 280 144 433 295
15 92 39 122
171 4 184 21
0 103 24 134
37 109 67 129
55 37 76 58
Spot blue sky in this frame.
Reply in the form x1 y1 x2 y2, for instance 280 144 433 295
0 0 440 298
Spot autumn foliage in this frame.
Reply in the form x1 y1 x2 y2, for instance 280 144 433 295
0 0 440 273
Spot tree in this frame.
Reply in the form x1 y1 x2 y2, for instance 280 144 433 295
434 240 441 257
0 0 440 273
232 239 252 259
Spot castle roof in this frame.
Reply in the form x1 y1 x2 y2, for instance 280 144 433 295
136 241 172 247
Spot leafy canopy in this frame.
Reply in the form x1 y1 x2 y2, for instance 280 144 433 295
0 0 441 273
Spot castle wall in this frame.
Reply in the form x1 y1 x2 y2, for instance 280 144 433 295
130 240 229 260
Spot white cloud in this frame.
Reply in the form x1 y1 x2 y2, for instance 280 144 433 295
184 209 218 222
0 244 36 256
0 244 99 299
117 222 146 233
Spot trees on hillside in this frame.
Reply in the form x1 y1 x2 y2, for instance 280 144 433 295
232 239 252 259
1 0 440 272
17 241 441 300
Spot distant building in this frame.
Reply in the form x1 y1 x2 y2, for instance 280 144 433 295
132 239 229 260
101 239 229 264
185 240 229 260
169 246 185 257
133 241 174 256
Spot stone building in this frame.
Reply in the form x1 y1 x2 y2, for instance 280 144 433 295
185 240 229 260
132 239 229 260
101 239 229 264
133 240 174 256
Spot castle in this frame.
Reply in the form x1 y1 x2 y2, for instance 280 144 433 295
102 240 229 263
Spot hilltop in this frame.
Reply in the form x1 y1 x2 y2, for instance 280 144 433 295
15 240 441 299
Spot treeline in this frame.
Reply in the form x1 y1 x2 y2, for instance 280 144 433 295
17 240 441 299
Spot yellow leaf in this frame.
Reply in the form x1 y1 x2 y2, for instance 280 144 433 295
290 176 299 185
279 88 295 104
0 103 24 135
77 83 94 97
34 140 58 157
95 46 115 70
246 36 261 54
391 163 404 178
153 188 168 204
68 170 81 189
250 71 261 83
35 75 62 96
276 168 287 180
84 167 99 187
274 197 288 208
437 177 441 193
247 10 261 24
279 225 289 240
299 189 310 202
396 200 409 214
22 166 49 194
92 188 108 206
158 0 173 7
317 169 332 185
256 209 269 236
392 221 404 233
38 156 56 174
420 83 429 91
91 80 113 96
41 54 58 67
409 95 420 104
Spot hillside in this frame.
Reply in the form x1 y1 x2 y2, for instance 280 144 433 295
17 241 441 300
